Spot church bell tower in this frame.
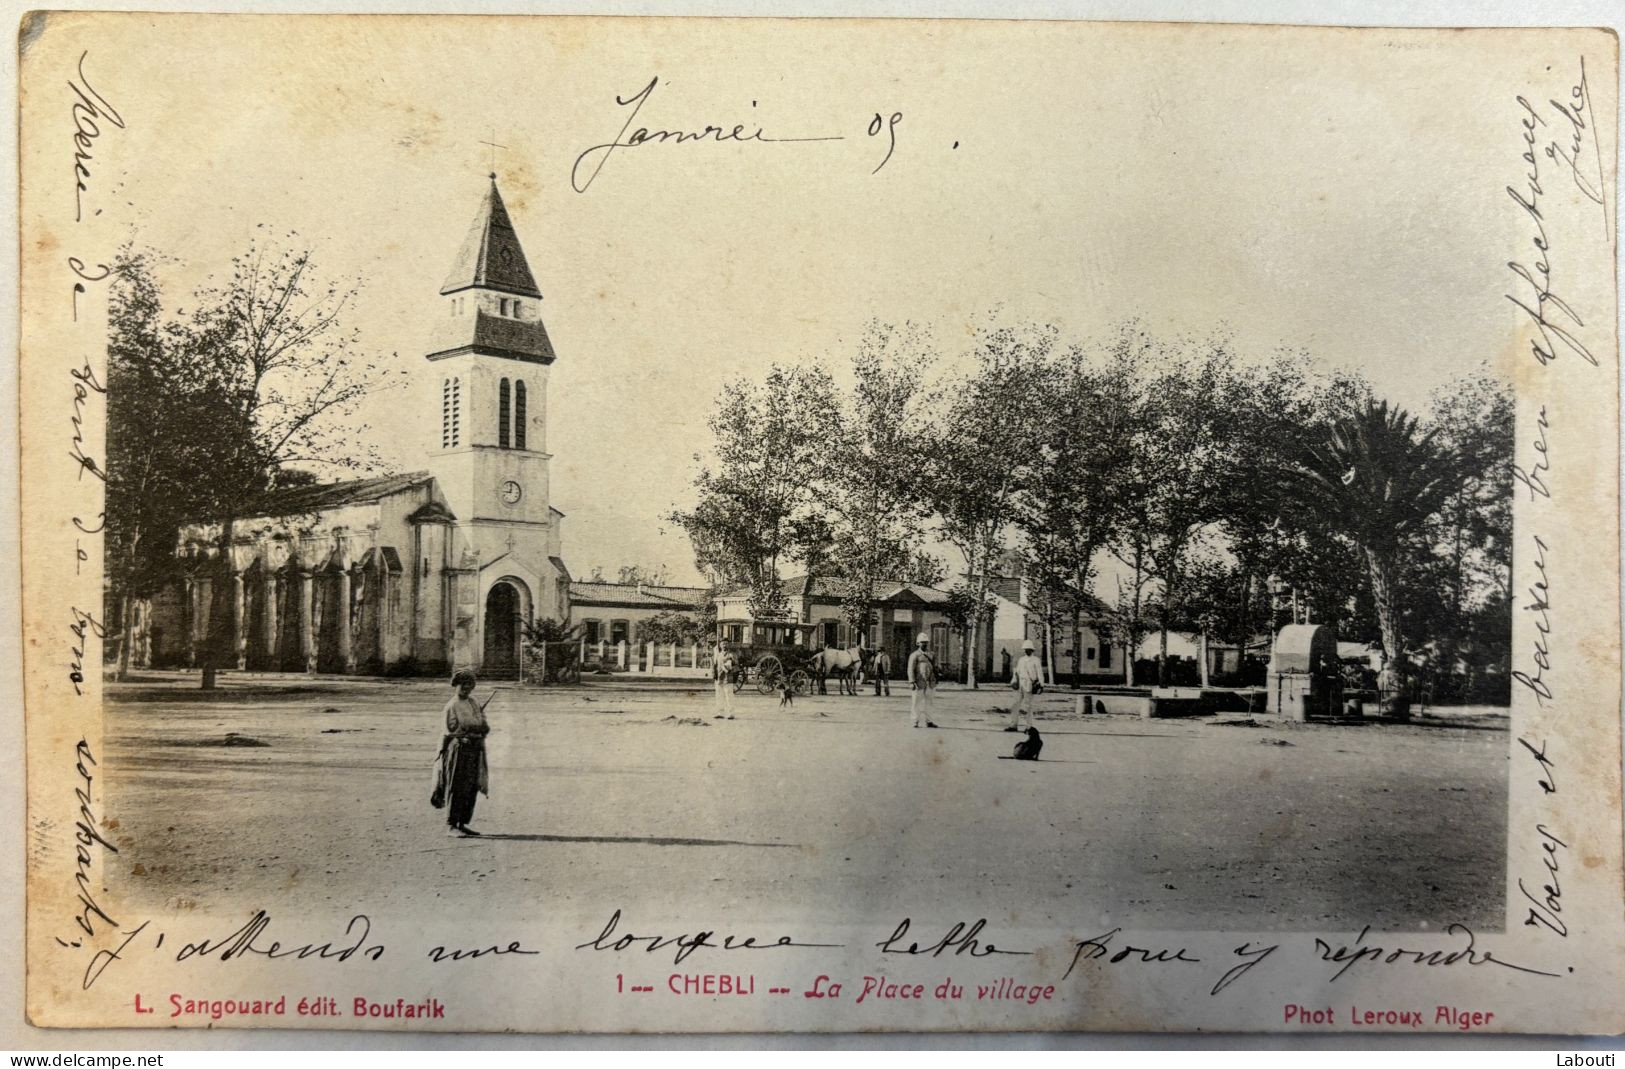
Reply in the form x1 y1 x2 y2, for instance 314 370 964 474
426 174 558 532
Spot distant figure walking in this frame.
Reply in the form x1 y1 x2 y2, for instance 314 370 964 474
714 644 737 716
1006 640 1042 732
1001 647 1012 682
907 634 938 729
871 648 892 696
440 670 492 837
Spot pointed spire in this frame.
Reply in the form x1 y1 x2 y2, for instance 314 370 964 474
440 177 543 299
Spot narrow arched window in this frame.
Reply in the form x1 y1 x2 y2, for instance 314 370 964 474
498 378 511 448
514 381 527 450
441 377 462 448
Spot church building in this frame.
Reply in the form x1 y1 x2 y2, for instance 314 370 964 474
150 176 571 677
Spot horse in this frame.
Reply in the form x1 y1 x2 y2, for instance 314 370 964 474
809 645 870 696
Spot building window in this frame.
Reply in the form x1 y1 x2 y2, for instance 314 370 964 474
823 620 838 648
1099 643 1111 668
499 298 510 316
1087 647 1096 661
498 378 511 448
514 381 527 450
441 377 461 448
583 620 600 644
611 620 629 646
513 300 523 317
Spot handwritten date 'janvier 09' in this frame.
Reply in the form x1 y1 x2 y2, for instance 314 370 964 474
570 75 903 193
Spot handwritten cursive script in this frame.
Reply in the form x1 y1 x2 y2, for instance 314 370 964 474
877 918 1030 960
1062 928 1200 981
576 909 841 965
1511 533 1553 705
174 911 385 964
1314 924 1561 983
1518 823 1569 937
571 76 845 193
54 740 119 947
68 51 125 223
1504 64 1601 368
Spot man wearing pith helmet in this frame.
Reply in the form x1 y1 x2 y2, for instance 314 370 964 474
1007 639 1043 732
907 633 938 729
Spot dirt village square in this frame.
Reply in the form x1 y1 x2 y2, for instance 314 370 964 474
103 670 1508 936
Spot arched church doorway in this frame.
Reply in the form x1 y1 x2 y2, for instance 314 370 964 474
483 580 525 676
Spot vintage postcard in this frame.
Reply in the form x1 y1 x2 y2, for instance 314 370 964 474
16 12 1624 1034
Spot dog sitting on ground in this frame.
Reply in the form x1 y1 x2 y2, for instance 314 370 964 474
1012 726 1043 761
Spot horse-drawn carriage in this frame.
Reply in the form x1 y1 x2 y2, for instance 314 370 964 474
718 642 873 696
721 644 814 696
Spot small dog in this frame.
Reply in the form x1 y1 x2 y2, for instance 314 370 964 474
1012 726 1043 761
779 681 795 708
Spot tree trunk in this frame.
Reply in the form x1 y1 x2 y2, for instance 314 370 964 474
116 593 134 683
1070 607 1082 688
966 613 981 688
1366 547 1410 719
965 540 992 689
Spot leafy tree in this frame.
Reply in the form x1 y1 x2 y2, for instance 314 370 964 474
918 324 1051 686
1112 337 1255 685
1418 369 1514 697
940 584 997 673
1097 528 1155 685
104 231 396 681
816 323 941 643
641 610 704 646
1015 332 1144 685
520 616 583 644
615 563 673 587
104 246 242 677
670 364 839 620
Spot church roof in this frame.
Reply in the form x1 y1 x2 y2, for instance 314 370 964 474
426 308 557 365
242 471 434 518
440 177 543 299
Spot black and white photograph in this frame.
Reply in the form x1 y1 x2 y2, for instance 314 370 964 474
15 10 1623 1036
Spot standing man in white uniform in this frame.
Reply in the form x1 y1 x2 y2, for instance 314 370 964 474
714 643 737 716
1006 639 1043 732
907 634 938 729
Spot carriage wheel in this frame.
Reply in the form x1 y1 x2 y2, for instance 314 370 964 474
732 668 748 693
788 669 811 696
754 655 783 694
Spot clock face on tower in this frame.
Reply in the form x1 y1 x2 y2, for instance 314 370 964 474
499 479 522 505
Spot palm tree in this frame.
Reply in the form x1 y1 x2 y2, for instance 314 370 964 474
1287 401 1463 717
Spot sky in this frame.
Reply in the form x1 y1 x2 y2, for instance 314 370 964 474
34 14 1594 585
